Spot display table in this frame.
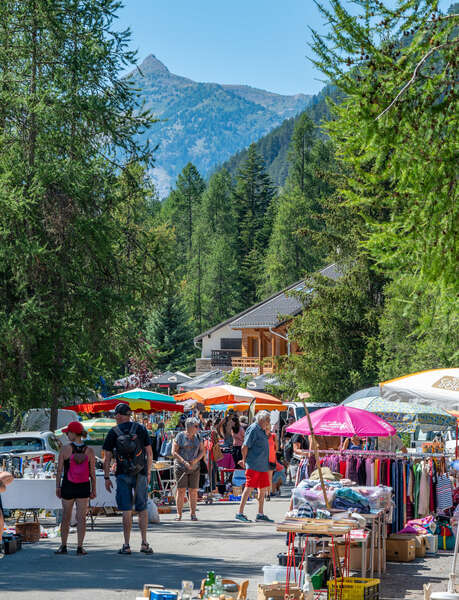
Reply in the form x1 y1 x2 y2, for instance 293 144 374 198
2 474 117 510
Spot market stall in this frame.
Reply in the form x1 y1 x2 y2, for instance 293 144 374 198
266 401 459 597
2 474 117 510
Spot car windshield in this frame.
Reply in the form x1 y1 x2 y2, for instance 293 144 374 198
0 437 45 452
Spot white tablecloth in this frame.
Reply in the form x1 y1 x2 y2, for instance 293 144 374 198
2 475 117 510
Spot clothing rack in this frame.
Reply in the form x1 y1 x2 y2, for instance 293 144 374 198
299 448 453 459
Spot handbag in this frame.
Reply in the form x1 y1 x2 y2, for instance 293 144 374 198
212 442 223 462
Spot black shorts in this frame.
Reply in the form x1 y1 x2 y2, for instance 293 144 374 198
269 462 276 470
61 479 91 500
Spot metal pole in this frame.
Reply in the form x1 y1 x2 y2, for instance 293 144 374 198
299 394 330 509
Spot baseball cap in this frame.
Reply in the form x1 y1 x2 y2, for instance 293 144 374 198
114 402 132 416
62 421 86 435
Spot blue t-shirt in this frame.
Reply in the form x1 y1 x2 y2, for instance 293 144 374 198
243 422 269 472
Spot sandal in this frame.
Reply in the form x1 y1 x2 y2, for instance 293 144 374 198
140 542 154 554
174 516 182 521
191 514 198 521
118 544 131 555
54 545 67 555
76 546 87 555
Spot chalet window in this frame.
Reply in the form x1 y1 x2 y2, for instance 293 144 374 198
221 338 241 350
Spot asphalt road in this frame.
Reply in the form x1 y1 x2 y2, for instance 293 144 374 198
0 494 455 600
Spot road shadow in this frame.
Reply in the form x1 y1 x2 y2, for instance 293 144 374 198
0 547 264 593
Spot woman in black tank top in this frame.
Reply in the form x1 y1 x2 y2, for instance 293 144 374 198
55 422 96 555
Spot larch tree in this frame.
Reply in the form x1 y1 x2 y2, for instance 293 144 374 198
232 144 276 305
0 1 172 428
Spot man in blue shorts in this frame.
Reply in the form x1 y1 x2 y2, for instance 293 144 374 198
103 403 153 554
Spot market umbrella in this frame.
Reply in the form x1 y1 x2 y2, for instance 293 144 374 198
380 368 459 411
174 385 282 407
286 404 396 437
223 402 284 412
64 388 183 414
345 396 456 433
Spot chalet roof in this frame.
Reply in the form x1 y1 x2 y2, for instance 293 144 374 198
230 263 341 329
193 262 341 341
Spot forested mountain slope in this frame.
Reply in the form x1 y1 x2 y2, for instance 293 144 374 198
221 83 342 185
127 55 311 195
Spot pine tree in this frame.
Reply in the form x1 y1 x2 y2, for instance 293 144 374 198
287 113 315 194
233 144 276 305
144 290 196 373
162 163 205 258
0 1 172 428
263 132 334 294
198 170 242 325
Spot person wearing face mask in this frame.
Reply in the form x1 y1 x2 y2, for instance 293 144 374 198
55 421 96 555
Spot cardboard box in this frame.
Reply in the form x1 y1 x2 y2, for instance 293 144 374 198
336 543 378 572
386 538 416 562
389 534 426 558
257 583 303 600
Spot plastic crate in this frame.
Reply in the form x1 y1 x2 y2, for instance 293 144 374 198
327 577 380 600
311 565 327 590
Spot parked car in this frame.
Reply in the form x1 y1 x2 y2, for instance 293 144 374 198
0 431 62 463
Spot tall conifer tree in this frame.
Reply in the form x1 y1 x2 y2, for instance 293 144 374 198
233 144 275 305
0 1 171 427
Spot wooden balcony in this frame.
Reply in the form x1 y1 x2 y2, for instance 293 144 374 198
231 356 275 375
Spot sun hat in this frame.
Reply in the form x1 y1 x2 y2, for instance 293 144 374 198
62 421 86 436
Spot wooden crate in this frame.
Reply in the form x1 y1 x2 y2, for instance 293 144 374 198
15 521 40 543
257 583 303 600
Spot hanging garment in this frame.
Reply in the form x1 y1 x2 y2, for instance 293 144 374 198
365 459 372 486
437 474 453 511
357 458 366 485
418 462 431 517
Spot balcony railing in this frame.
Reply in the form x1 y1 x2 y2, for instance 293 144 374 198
211 349 240 368
231 356 275 374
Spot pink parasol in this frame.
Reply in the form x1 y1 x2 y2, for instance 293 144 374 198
286 405 396 437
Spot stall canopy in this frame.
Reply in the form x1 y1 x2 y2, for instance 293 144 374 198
174 385 282 407
64 388 183 413
177 370 226 392
345 396 456 433
150 371 192 388
380 368 459 411
286 405 396 437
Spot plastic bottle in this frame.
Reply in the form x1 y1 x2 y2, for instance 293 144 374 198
302 573 314 600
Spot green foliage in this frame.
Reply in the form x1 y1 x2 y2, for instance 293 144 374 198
263 118 335 294
233 144 276 305
223 368 251 388
375 276 459 381
286 261 384 402
161 163 205 257
144 289 196 373
311 0 459 291
0 1 172 427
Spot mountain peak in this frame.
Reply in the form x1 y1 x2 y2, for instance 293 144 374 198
139 54 170 76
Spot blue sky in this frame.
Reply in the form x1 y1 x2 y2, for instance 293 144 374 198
116 0 452 96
